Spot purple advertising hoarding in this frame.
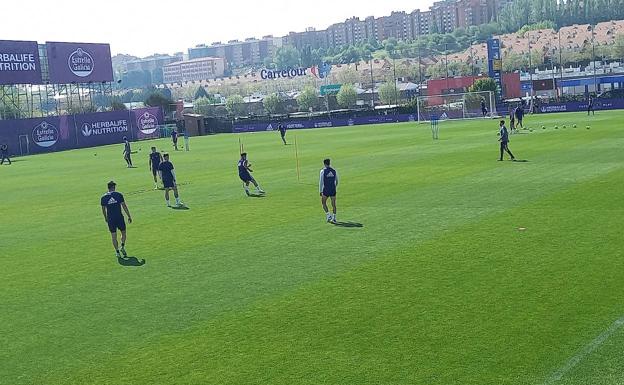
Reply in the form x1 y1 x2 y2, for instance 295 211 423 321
133 107 165 140
0 40 42 85
0 115 73 155
46 42 114 83
75 111 131 147
233 113 417 133
538 98 624 113
0 107 163 156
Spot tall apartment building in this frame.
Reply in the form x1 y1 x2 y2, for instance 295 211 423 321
188 36 276 68
163 57 226 84
125 54 183 73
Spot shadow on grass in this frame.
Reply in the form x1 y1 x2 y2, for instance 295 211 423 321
118 256 146 267
332 221 364 228
247 193 266 198
513 159 529 163
171 205 190 210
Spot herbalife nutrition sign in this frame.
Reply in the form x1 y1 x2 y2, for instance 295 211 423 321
0 40 43 85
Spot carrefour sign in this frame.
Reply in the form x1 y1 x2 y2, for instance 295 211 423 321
260 63 332 80
261 68 308 80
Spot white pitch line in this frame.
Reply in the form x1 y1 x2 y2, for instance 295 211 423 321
542 316 624 385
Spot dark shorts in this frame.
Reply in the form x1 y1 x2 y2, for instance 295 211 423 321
107 218 126 233
163 178 175 189
500 141 509 149
239 172 252 183
152 164 160 176
322 189 336 198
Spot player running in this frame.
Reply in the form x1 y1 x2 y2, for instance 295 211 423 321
0 143 11 165
148 147 163 189
171 129 179 151
319 158 339 223
238 152 265 196
123 137 133 168
158 153 183 207
278 123 287 145
101 181 133 259
498 120 516 162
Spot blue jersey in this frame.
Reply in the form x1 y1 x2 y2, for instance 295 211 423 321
238 159 249 174
149 152 161 168
500 126 509 142
159 161 175 181
319 167 338 196
101 192 125 222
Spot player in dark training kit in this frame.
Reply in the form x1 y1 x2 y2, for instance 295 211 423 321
278 123 287 145
158 153 183 207
498 120 516 162
319 158 339 223
149 147 163 189
587 95 595 116
123 137 133 168
171 129 179 151
481 99 488 117
101 181 133 259
514 106 524 130
0 143 11 165
238 153 265 196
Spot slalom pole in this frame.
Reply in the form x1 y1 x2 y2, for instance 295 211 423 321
238 137 242 154
294 136 301 182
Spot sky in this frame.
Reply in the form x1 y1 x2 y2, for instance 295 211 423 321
1 0 433 57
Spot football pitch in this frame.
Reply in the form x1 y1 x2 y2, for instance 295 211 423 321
1 111 623 385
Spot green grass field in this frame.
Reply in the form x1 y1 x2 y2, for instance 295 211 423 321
1 111 623 385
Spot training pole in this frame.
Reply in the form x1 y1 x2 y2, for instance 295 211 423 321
294 136 301 182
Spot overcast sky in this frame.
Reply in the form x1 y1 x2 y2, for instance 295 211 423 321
2 0 433 57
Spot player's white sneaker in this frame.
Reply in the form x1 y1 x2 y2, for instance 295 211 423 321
257 189 265 194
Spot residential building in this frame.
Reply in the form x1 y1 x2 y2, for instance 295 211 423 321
124 54 183 72
163 57 226 84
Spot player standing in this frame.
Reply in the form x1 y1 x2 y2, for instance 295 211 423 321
123 137 133 168
319 158 339 223
498 120 516 162
514 106 524 130
278 123 287 145
101 181 132 259
0 143 11 165
148 147 163 189
481 99 488 118
171 129 179 151
509 106 516 134
158 153 183 207
587 95 595 116
238 152 265 196
183 130 190 151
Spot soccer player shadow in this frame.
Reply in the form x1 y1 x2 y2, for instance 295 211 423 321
513 159 530 163
118 256 146 267
171 205 191 210
248 193 266 198
332 221 364 228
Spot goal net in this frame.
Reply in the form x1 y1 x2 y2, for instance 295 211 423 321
416 91 497 123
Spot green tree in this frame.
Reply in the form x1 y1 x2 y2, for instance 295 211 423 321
296 86 318 111
378 81 399 105
111 100 127 111
336 67 360 84
612 33 624 60
336 84 358 108
225 95 246 117
145 91 175 114
274 46 301 70
263 93 283 114
193 97 214 116
468 77 498 93
194 86 210 100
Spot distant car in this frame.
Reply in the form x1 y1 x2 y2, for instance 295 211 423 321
597 89 624 99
